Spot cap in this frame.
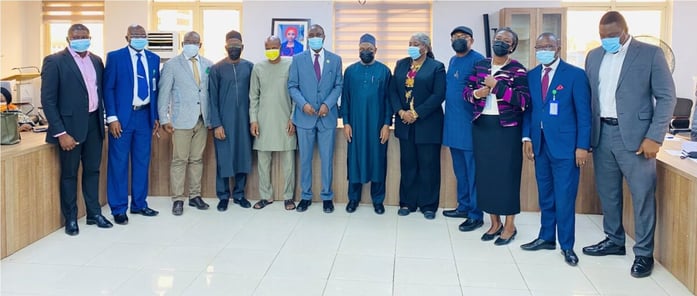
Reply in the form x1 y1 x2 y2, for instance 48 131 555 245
451 26 473 37
359 33 376 46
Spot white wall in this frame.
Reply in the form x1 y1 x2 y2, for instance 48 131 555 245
0 1 42 105
671 0 697 100
104 0 150 53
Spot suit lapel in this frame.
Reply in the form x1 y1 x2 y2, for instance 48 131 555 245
547 61 567 104
616 41 640 90
62 49 88 93
178 54 198 87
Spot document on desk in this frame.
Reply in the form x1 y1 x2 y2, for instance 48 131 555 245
682 141 697 153
664 150 683 157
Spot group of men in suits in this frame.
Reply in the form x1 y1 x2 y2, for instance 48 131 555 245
41 10 675 278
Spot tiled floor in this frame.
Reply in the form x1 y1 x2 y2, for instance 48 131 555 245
1 196 693 296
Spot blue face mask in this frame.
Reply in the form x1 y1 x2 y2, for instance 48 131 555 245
69 39 91 53
130 38 148 51
407 46 421 60
601 37 621 54
308 37 323 51
536 50 556 65
182 44 199 57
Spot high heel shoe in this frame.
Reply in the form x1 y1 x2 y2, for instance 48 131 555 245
481 225 503 241
494 229 517 246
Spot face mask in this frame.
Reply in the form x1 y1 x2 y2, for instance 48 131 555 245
130 38 148 51
601 37 621 54
70 39 91 53
265 49 280 61
227 47 242 60
182 44 199 57
536 50 556 65
492 40 511 57
308 37 324 51
407 46 421 60
359 50 375 64
451 39 468 53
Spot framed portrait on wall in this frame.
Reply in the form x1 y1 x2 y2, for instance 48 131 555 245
271 18 310 57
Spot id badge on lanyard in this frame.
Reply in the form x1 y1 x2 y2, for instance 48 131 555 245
549 90 558 116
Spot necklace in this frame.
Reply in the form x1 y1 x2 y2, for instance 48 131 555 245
492 56 510 67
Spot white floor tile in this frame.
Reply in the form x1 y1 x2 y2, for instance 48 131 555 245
0 198 691 296
181 273 261 296
329 254 394 283
323 279 392 296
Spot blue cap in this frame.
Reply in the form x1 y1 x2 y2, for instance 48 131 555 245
451 26 473 37
359 33 376 46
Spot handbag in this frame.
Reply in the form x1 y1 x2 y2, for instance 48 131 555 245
1 112 21 145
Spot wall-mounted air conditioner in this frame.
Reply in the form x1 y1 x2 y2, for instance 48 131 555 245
147 31 178 61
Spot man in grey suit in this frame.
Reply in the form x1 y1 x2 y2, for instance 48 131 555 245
158 31 214 216
582 11 676 278
288 24 343 213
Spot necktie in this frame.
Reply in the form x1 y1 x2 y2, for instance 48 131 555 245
190 57 200 85
136 53 148 100
541 67 552 102
313 53 321 81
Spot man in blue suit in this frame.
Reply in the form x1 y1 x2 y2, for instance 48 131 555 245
522 33 591 266
288 24 343 213
104 24 161 225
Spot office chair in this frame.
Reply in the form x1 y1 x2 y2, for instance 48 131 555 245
669 97 693 135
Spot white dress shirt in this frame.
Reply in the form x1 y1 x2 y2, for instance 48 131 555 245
598 36 632 118
129 46 151 106
481 64 503 115
310 48 325 75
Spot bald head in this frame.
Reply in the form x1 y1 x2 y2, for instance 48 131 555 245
537 32 560 46
127 25 146 37
265 35 281 48
183 31 201 44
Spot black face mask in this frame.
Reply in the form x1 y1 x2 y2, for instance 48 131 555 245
227 48 242 60
451 39 469 53
359 50 375 64
492 40 511 57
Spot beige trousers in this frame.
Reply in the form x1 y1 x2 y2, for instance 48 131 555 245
171 118 207 201
257 150 295 201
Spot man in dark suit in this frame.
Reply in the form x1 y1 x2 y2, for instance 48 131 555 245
582 11 676 278
522 33 591 266
288 24 343 213
41 24 113 235
104 24 161 225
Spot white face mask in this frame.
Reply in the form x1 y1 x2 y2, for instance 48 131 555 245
182 44 199 57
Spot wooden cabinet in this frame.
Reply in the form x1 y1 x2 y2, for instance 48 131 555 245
499 8 566 69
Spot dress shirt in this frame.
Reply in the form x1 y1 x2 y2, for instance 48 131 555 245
598 36 632 118
67 46 99 112
310 48 325 75
129 46 150 106
183 52 202 87
522 58 561 142
481 63 503 115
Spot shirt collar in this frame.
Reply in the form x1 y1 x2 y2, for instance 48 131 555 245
619 36 632 53
544 57 561 71
67 46 89 58
128 46 144 57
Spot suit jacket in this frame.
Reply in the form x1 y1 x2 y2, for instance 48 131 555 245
104 46 161 128
585 39 676 150
390 57 446 144
41 48 105 144
157 53 213 129
523 59 592 160
288 49 343 130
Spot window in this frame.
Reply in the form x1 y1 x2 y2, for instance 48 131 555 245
151 0 242 63
563 0 669 67
334 1 431 71
43 0 105 58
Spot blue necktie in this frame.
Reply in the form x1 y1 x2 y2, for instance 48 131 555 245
136 53 148 100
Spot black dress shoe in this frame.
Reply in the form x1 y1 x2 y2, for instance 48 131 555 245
520 238 556 251
172 200 184 216
582 238 626 256
458 218 484 232
346 200 359 213
86 214 113 228
189 196 210 210
631 256 654 278
233 197 252 208
373 203 385 215
562 249 579 266
442 209 468 218
65 220 79 236
494 229 517 246
397 207 411 216
131 207 159 217
217 199 229 212
323 200 334 213
481 225 503 241
113 214 129 225
423 211 436 220
296 200 311 212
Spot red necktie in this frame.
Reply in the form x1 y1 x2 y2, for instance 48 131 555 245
541 67 552 102
314 53 321 81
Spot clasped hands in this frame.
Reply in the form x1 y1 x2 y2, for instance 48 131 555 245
303 103 329 117
474 75 498 99
398 110 417 125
